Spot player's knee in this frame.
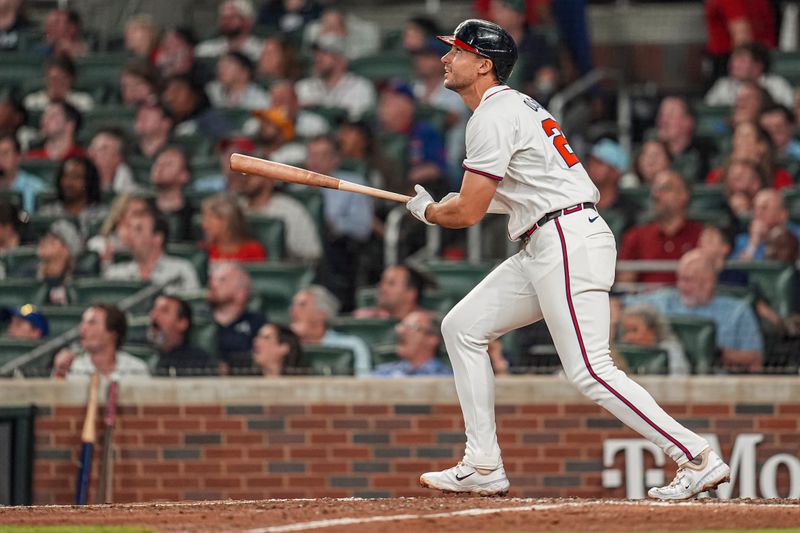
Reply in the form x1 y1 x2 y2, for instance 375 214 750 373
440 309 462 345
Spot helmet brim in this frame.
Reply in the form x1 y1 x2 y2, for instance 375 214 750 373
436 35 485 57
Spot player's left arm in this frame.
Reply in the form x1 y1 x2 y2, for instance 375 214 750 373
425 171 499 228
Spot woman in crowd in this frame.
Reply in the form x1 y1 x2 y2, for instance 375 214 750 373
36 220 83 305
200 192 266 263
619 304 690 376
38 155 108 238
622 139 672 188
706 121 792 189
86 192 152 268
252 323 306 376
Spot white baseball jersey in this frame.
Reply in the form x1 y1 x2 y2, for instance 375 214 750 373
462 85 600 240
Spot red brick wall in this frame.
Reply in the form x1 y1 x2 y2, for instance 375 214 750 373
32 401 800 504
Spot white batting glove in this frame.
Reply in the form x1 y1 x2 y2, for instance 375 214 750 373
406 184 435 225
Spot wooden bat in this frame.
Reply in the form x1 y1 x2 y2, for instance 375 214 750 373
96 377 119 504
230 153 412 204
75 372 100 505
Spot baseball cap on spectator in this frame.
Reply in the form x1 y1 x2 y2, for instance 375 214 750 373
252 107 295 140
3 304 49 337
312 33 346 56
47 220 83 260
382 79 415 102
229 0 256 21
590 139 629 173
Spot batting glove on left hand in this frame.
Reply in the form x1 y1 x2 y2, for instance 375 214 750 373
406 184 435 225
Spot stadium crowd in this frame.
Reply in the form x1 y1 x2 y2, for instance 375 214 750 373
0 0 798 378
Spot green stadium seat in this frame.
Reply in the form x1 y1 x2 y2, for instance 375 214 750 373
668 315 717 375
121 344 157 363
172 134 214 159
0 279 45 308
0 54 41 97
41 306 85 336
242 262 315 322
245 215 286 261
0 337 42 366
694 104 731 138
189 320 218 353
125 315 151 346
772 50 800 85
20 160 60 185
617 187 650 211
369 343 400 367
302 344 354 376
416 105 449 135
687 209 733 228
688 185 726 211
726 260 797 318
2 245 38 277
71 279 149 310
165 243 209 284
0 190 22 209
350 54 412 82
376 131 409 173
615 343 669 375
423 261 493 300
82 106 137 135
783 186 800 222
330 317 398 347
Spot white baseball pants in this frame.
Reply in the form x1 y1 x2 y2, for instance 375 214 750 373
441 210 709 469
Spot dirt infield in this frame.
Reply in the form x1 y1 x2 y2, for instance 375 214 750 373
2 497 799 532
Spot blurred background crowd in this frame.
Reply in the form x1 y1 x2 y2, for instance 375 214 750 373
1 0 799 379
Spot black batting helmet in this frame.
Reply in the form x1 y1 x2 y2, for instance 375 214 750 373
437 19 518 83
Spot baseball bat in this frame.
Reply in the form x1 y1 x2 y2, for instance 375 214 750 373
75 372 100 505
96 377 119 504
230 153 412 204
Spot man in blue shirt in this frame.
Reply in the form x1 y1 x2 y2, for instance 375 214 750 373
732 189 800 261
623 249 763 373
372 310 452 377
0 133 48 213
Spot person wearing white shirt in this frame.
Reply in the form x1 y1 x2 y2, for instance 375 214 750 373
195 0 263 63
23 54 94 113
705 42 794 108
205 51 270 110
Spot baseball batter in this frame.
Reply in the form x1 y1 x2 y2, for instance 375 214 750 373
405 19 731 500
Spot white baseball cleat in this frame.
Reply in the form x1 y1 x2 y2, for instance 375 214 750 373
647 448 731 500
419 462 510 496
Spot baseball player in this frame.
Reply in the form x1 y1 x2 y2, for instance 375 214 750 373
406 19 731 500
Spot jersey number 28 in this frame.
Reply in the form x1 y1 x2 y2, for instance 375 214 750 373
541 118 579 168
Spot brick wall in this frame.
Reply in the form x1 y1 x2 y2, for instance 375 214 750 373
20 377 799 504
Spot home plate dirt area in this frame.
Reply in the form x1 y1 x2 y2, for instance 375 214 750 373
1 497 799 532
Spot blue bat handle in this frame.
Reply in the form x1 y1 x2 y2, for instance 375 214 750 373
75 444 93 505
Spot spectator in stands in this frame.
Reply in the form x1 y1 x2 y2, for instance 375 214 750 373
124 14 160 61
252 323 305 377
87 193 150 268
103 206 200 291
36 8 87 59
207 261 265 373
206 51 269 110
765 225 800 266
697 223 748 287
411 38 469 179
354 264 425 321
133 101 173 159
402 15 441 53
201 192 267 263
59 303 150 378
0 0 30 51
0 98 31 148
302 7 380 61
733 189 800 260
730 80 770 128
705 43 793 108
240 172 322 263
3 304 48 340
250 106 307 167
623 139 672 188
25 99 86 161
120 60 162 107
378 81 449 195
257 0 322 35
38 155 108 238
257 36 302 82
704 0 777 82
150 146 195 242
307 135 373 311
87 128 139 194
192 136 252 193
759 104 800 177
622 249 763 373
161 75 232 141
154 27 198 80
336 118 399 194
149 294 216 376
196 0 263 63
618 305 690 376
266 80 329 138
295 33 376 120
720 159 764 219
587 138 638 234
707 121 791 189
290 285 371 376
655 96 717 184
617 170 704 284
36 220 83 306
0 133 47 213
0 201 21 256
23 54 94 113
372 310 450 377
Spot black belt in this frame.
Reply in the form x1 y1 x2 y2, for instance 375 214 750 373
524 202 596 237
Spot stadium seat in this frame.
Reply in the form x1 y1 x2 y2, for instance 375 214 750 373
302 106 348 129
0 338 42 367
771 50 800 85
71 279 149 311
166 243 209 284
302 344 355 376
189 320 218 352
423 261 493 300
350 53 411 82
694 104 731 138
687 209 733 228
245 215 286 261
617 187 650 212
668 315 717 374
242 262 315 322
688 185 726 211
0 190 22 209
370 342 399 367
0 279 46 308
416 105 449 135
2 245 38 277
0 54 41 97
726 260 797 318
122 344 157 363
376 131 409 174
330 317 398 347
20 160 59 186
125 315 151 346
82 106 137 135
600 208 628 242
783 186 800 222
41 306 86 336
615 343 669 375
